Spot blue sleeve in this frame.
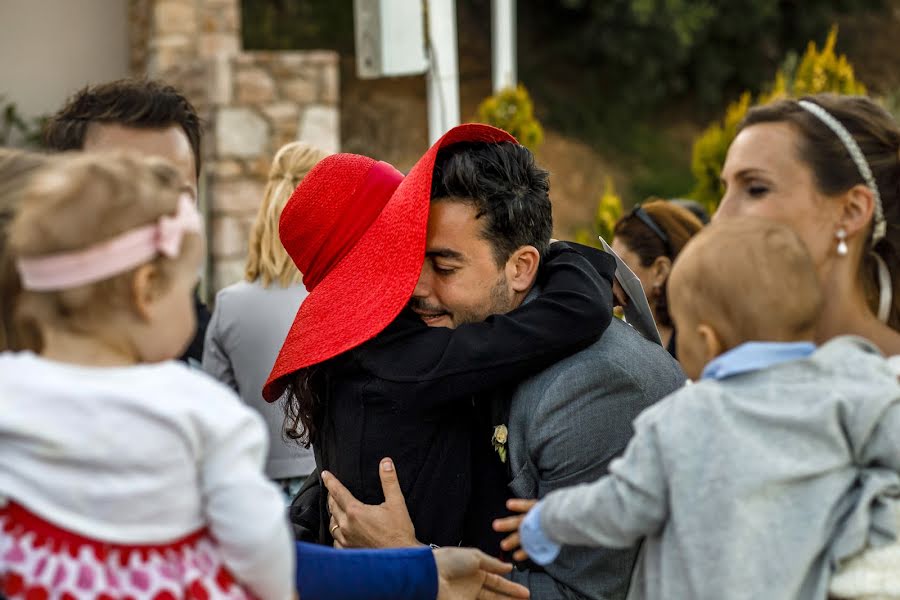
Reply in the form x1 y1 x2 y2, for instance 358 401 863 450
520 503 561 566
295 542 438 600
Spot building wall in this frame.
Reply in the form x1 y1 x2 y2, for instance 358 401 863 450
0 0 340 294
132 0 340 293
0 0 130 131
208 50 339 287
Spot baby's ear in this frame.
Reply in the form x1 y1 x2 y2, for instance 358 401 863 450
697 323 724 365
130 263 162 321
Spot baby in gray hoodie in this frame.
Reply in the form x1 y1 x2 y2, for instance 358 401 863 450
502 217 900 600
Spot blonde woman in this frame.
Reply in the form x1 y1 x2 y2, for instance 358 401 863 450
203 141 329 499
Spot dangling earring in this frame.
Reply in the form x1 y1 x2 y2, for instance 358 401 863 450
836 228 848 257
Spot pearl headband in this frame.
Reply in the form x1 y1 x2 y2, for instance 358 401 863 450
797 100 887 245
798 100 892 322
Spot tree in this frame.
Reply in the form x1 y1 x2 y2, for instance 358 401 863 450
520 0 882 126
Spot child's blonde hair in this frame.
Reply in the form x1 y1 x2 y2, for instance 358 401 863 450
9 152 201 337
245 141 330 288
669 217 823 349
0 149 56 351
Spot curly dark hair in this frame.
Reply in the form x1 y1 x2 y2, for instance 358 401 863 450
284 364 325 447
431 141 552 265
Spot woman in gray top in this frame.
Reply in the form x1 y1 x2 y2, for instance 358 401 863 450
203 141 329 498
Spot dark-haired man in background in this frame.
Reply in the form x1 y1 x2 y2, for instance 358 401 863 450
43 79 209 362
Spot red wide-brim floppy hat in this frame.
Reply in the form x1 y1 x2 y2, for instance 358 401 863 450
262 123 517 402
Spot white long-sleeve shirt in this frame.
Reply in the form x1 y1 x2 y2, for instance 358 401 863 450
0 352 294 600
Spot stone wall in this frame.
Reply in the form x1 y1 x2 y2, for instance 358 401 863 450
129 0 339 295
209 51 339 287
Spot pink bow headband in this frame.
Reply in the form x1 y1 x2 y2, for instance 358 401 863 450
17 194 203 291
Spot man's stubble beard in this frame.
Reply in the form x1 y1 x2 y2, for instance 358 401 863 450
452 271 516 327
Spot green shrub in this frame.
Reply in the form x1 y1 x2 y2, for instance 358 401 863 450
689 92 752 215
0 96 47 148
522 0 882 120
575 176 624 248
793 27 866 97
476 85 544 151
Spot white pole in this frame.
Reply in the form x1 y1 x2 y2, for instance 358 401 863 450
491 0 516 92
426 0 461 144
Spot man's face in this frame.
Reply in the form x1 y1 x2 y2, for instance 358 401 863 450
83 123 198 201
410 199 517 329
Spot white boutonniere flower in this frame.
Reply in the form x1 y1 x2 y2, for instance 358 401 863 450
492 424 508 463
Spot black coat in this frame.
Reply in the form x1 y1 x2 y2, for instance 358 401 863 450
180 292 210 364
296 243 615 550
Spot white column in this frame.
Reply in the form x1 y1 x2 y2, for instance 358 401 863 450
491 0 516 92
426 0 461 144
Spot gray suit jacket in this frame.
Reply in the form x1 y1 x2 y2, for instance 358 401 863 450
202 280 315 479
507 318 685 599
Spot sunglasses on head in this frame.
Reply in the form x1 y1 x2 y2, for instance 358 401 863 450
629 206 672 256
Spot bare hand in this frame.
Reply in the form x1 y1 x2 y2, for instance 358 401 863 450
434 548 530 600
492 499 538 563
322 458 418 549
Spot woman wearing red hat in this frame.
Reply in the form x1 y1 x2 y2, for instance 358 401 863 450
264 124 616 552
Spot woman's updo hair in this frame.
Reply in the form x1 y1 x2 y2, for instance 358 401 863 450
740 94 900 329
9 152 198 338
613 199 704 326
245 141 330 288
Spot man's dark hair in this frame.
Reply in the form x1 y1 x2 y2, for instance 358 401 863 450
44 79 202 178
431 141 552 265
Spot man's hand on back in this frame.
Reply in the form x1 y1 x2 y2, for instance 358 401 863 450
322 458 419 549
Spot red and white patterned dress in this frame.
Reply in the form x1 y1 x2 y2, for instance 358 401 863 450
0 502 253 600
0 355 294 600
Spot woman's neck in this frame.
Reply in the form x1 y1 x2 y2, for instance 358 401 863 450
658 323 674 350
816 305 900 355
816 261 900 356
649 298 673 350
40 326 139 367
